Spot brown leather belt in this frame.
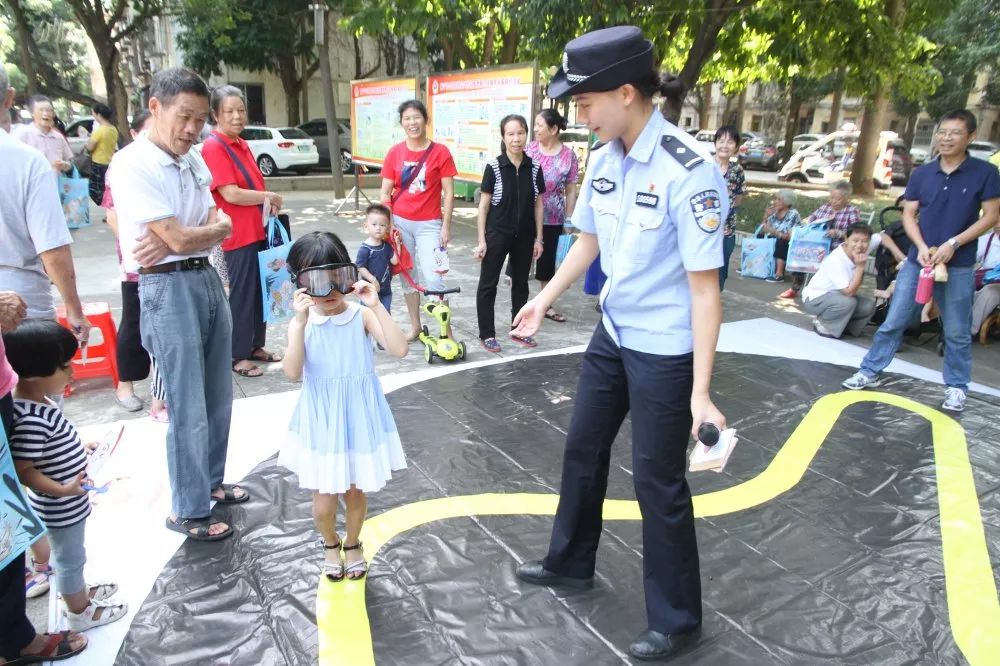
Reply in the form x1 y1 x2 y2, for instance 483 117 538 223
138 257 211 275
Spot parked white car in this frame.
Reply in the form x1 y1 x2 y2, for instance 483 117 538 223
64 116 95 156
693 129 717 155
969 140 1000 162
778 130 897 189
239 126 319 176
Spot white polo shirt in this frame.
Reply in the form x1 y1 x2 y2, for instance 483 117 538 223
0 129 73 319
108 135 215 273
802 245 857 302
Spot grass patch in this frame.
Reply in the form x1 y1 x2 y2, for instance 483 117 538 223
734 187 900 234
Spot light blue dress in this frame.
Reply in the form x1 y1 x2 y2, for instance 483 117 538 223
280 302 406 494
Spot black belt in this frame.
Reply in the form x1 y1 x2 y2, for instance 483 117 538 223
138 257 210 275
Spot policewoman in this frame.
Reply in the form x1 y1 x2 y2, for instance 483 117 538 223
511 26 728 661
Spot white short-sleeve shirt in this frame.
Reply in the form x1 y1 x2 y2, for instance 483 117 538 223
802 245 857 302
572 111 727 356
0 129 73 319
108 136 215 272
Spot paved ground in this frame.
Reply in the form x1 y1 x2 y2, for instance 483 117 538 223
58 189 999 428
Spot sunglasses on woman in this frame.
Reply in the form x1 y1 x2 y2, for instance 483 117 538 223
291 263 359 297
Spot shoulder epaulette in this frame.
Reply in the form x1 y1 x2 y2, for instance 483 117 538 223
660 135 704 170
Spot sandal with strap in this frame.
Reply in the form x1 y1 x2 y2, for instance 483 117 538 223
9 631 87 664
211 484 249 504
250 348 283 363
65 599 128 631
164 516 233 541
321 539 344 582
25 561 53 599
59 582 117 603
343 542 368 581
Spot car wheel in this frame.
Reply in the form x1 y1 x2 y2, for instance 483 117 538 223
786 173 808 183
340 150 353 174
257 155 277 177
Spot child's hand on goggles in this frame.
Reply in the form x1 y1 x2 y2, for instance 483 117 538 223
293 288 315 323
352 279 381 308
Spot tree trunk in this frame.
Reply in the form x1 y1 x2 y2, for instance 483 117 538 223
735 88 747 131
277 54 302 126
699 82 713 129
850 0 903 196
902 112 918 147
782 83 802 163
7 0 39 95
483 17 496 65
828 66 845 131
301 53 310 121
318 10 345 197
98 47 131 141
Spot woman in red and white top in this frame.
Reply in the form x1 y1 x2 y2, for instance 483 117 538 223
379 100 458 340
201 85 285 377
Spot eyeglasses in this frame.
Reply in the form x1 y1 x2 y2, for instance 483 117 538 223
291 263 358 297
935 129 967 139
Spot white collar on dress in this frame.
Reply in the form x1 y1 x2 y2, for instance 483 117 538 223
309 301 360 325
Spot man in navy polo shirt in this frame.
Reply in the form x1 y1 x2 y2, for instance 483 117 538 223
843 109 1000 411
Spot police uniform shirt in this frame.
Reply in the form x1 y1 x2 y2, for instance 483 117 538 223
572 110 728 356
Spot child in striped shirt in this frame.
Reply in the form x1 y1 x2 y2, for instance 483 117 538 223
3 320 128 631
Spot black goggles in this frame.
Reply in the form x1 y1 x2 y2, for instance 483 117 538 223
292 263 359 297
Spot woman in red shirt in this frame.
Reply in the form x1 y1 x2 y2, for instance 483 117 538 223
201 86 284 377
379 100 458 340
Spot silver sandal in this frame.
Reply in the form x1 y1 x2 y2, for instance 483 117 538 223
321 539 344 582
343 542 368 580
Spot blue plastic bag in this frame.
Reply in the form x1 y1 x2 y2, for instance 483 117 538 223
786 222 832 274
258 216 294 323
740 224 776 280
555 223 576 269
58 166 91 229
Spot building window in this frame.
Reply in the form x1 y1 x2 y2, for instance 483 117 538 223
889 119 900 132
231 83 265 125
821 121 830 133
683 116 693 127
914 121 934 146
751 115 762 132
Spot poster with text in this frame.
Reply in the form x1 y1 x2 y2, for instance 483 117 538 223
427 64 537 182
350 77 419 167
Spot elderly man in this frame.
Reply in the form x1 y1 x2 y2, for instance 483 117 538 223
12 96 74 173
109 68 243 541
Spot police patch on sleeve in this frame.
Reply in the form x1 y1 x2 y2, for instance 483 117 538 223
689 190 722 233
591 177 616 194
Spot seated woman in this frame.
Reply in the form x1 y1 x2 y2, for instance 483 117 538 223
759 189 801 283
801 222 876 338
781 180 861 298
972 223 1000 338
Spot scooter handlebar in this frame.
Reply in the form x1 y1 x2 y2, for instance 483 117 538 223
423 287 461 297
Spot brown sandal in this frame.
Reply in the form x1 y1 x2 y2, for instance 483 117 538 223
11 631 87 663
232 362 263 378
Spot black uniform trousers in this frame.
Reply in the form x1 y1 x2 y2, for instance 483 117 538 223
543 323 702 635
224 242 267 362
476 228 535 340
1 392 36 658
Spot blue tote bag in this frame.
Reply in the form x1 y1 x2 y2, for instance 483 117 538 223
258 216 294 324
786 222 832 274
555 221 576 269
58 166 91 229
740 225 776 280
1 426 45 569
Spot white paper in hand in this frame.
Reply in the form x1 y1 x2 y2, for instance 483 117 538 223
87 424 124 482
688 428 738 473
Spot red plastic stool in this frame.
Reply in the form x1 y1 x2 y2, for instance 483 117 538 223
56 302 120 393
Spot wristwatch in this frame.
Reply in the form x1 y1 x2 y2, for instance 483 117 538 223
948 237 960 250
535 238 544 245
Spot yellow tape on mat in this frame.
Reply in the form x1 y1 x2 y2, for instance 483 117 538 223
317 391 999 665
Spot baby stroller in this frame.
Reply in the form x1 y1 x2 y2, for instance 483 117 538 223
871 196 943 355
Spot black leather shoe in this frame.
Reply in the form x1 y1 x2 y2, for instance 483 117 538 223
628 628 701 661
515 560 593 589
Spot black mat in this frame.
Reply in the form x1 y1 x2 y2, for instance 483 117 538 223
116 352 1000 665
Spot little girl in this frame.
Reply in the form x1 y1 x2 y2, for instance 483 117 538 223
280 231 408 582
4 320 128 631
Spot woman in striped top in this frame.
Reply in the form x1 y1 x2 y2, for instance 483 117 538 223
4 320 128 632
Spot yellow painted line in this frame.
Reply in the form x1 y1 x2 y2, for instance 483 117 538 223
317 392 999 665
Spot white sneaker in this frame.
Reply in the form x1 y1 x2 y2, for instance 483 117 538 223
65 599 128 631
942 387 967 412
842 371 883 390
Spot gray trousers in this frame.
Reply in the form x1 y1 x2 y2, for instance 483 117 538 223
139 267 233 519
803 291 875 338
971 284 1000 335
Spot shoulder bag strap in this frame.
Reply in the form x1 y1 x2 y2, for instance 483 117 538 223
207 133 261 192
391 142 435 205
